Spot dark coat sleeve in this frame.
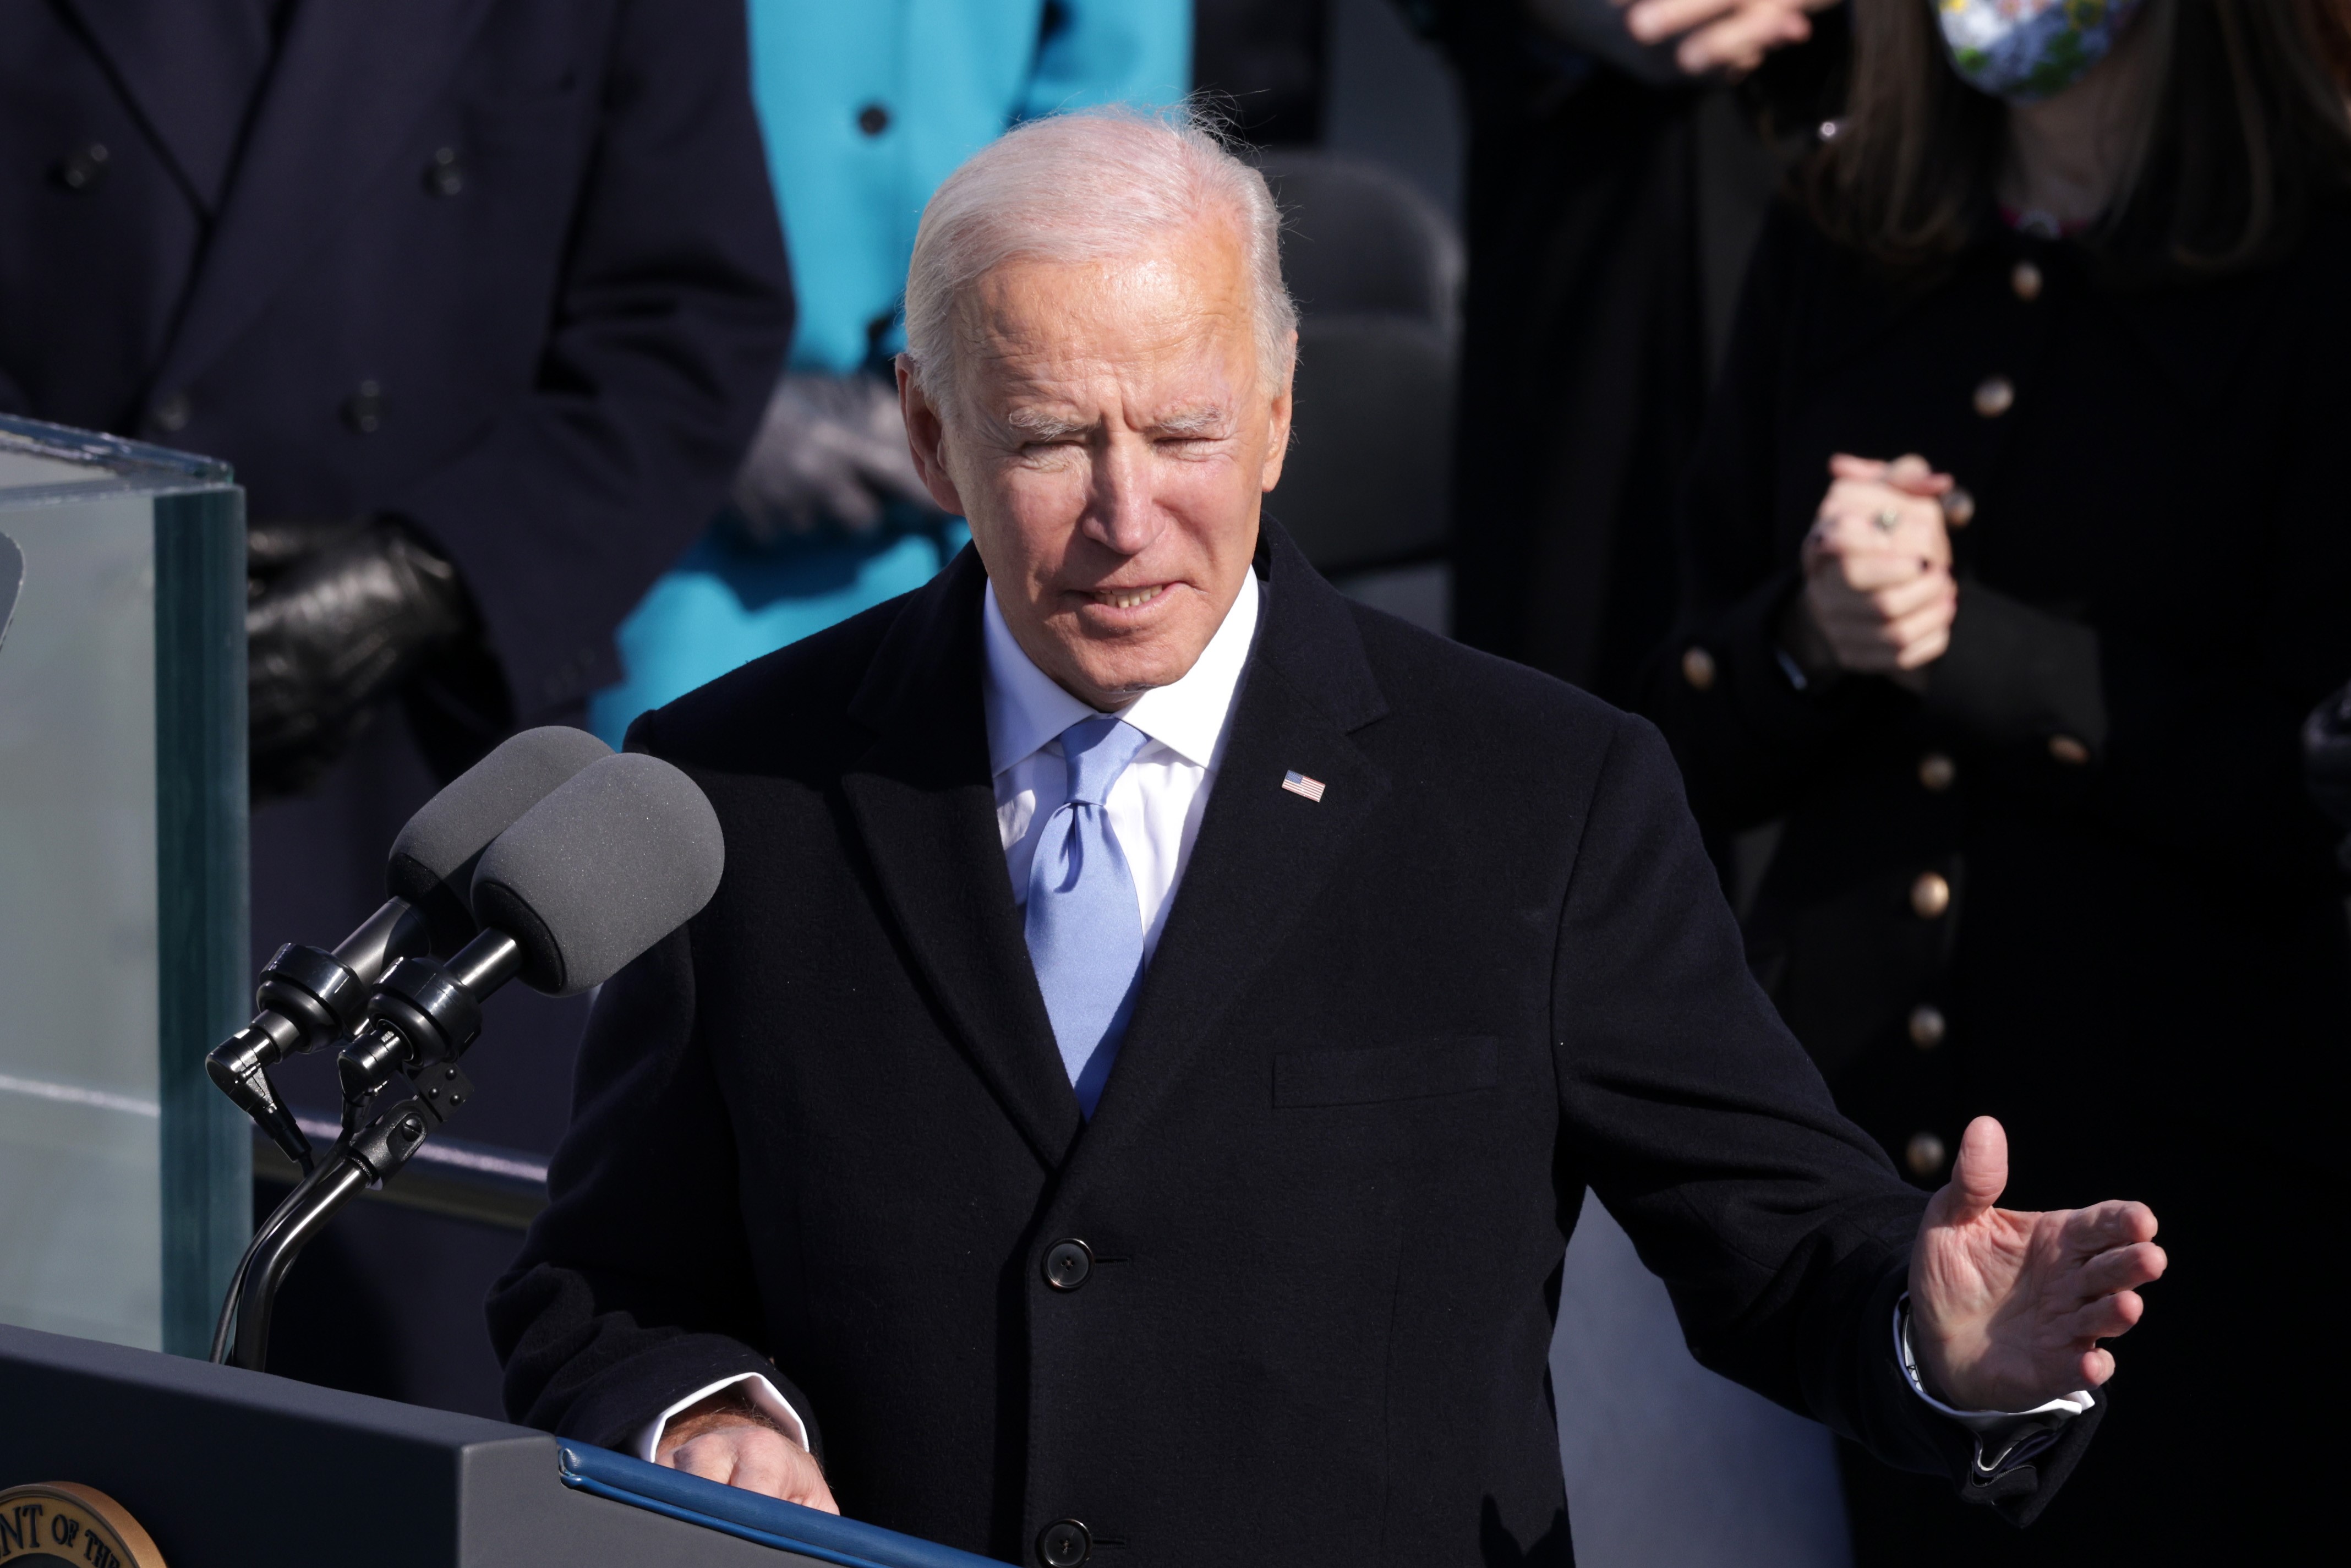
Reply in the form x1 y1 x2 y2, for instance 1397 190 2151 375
390 0 791 724
1553 711 2099 1522
486 724 816 1453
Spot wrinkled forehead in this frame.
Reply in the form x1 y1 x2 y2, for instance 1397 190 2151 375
948 226 1260 412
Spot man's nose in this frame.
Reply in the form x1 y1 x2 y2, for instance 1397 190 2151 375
1083 435 1163 556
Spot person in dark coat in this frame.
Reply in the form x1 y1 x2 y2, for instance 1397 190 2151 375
1637 1 2351 1558
488 107 2168 1566
1418 0 1842 701
0 0 790 1407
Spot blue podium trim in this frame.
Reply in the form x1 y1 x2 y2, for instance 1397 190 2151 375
556 1441 1005 1568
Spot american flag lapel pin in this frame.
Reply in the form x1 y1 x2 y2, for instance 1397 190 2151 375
1281 769 1327 803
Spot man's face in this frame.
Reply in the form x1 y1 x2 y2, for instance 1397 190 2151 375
899 218 1293 711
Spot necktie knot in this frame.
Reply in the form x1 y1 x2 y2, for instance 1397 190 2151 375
1059 715 1150 806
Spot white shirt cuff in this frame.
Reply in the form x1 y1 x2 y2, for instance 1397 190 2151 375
630 1372 811 1462
1894 1295 2092 1475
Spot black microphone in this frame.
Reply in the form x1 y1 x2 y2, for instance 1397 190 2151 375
333 752 726 1118
223 754 724 1371
206 725 612 1168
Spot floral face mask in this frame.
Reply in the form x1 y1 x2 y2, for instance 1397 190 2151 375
1932 0 2147 103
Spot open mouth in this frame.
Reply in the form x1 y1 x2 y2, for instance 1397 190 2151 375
1090 584 1166 610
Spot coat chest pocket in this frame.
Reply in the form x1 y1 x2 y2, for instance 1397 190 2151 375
1272 1037 1500 1108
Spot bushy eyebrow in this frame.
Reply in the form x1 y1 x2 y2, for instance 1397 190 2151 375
1149 406 1229 438
1003 405 1231 441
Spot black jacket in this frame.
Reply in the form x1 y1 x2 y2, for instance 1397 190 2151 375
0 0 792 1402
1637 203 2351 1556
490 530 2092 1566
0 0 790 731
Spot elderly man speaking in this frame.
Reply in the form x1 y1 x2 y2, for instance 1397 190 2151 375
490 110 2163 1566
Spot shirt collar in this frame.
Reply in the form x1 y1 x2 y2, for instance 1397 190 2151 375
982 567 1261 778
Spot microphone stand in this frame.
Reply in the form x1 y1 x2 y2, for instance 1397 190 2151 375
212 929 522 1372
206 898 433 1172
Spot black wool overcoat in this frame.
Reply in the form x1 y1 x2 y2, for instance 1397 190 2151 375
490 529 2097 1566
1637 201 2351 1560
0 0 790 1174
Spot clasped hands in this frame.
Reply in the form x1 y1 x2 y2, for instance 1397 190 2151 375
1783 452 1961 689
656 1115 2163 1507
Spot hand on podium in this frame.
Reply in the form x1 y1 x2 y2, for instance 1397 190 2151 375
1909 1117 2167 1412
656 1385 840 1514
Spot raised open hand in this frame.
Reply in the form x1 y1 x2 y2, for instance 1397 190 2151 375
1909 1117 2166 1413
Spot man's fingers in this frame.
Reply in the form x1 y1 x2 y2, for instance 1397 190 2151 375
2070 1239 2168 1301
2074 1345 2118 1389
725 1436 795 1499
667 1434 742 1485
2065 1288 2145 1345
1947 1116 2008 1218
2075 1199 2161 1248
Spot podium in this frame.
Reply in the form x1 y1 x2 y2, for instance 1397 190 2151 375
0 1323 1000 1568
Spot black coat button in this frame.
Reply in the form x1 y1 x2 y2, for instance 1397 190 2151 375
344 380 386 434
856 102 891 136
424 146 464 196
1037 1519 1090 1567
55 143 111 192
152 392 191 433
1042 1239 1091 1291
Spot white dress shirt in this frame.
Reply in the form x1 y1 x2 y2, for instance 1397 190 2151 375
984 566 1259 949
633 565 2079 1469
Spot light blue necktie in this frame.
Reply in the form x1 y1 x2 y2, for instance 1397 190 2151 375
1025 715 1153 1117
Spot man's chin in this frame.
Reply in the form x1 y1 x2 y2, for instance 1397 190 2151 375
1051 637 1206 709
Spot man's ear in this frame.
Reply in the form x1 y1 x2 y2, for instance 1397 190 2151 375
896 356 970 515
1257 332 1298 495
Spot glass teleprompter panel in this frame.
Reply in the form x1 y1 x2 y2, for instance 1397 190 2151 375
0 414 246 1356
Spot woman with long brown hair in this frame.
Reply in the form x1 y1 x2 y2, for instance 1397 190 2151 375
1639 1 2351 1558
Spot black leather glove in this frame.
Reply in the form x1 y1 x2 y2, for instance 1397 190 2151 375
247 517 470 801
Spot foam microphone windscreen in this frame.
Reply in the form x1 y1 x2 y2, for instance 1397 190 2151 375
468 753 725 996
386 726 614 951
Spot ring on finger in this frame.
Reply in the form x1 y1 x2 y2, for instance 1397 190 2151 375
1873 507 1901 533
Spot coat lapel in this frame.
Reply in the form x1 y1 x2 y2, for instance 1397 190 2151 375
841 549 1084 1171
60 0 275 216
1062 526 1392 1176
145 0 491 402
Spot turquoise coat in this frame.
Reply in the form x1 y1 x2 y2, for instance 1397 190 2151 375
591 0 1189 745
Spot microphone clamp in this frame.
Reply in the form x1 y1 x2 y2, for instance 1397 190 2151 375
335 928 522 1122
206 899 431 1172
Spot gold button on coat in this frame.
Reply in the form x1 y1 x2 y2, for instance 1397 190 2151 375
2048 734 2090 765
1681 646 1716 691
2011 259 2043 301
1918 752 1956 791
1941 486 1975 528
1909 1004 1947 1050
1974 376 2015 418
1906 1132 1948 1177
1910 871 1951 919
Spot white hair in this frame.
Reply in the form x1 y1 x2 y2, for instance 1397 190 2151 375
902 103 1298 422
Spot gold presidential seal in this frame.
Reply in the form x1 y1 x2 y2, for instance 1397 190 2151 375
0 1483 164 1568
